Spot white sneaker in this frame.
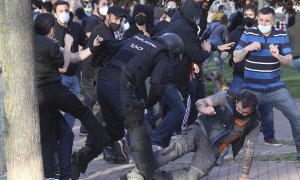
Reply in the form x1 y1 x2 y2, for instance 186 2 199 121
152 145 162 153
127 171 144 180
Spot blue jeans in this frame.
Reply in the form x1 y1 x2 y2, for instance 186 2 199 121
151 83 185 147
61 74 81 128
293 57 300 72
247 88 300 152
229 75 244 93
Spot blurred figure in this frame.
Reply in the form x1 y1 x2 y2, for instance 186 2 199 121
287 13 300 72
74 7 89 28
155 1 177 32
41 1 53 13
123 4 155 39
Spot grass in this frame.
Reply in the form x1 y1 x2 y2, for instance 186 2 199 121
233 152 298 162
204 57 300 98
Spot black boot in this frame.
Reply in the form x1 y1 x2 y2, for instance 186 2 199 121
71 146 100 179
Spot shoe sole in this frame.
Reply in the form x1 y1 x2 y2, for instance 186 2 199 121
264 142 282 146
114 140 129 164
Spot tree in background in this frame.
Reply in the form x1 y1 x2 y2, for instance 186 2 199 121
0 0 43 179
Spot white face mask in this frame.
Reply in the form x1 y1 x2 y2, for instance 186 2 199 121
122 19 130 31
58 12 70 24
99 6 108 16
258 24 272 34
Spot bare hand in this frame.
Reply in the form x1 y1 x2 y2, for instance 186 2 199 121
269 44 280 59
64 34 74 46
221 52 229 59
200 107 216 115
245 42 261 52
239 174 250 180
218 42 235 51
193 63 200 73
93 35 104 47
201 40 211 52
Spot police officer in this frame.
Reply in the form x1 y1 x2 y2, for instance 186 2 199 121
71 33 184 179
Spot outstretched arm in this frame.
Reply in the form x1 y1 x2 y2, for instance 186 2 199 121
70 35 103 63
239 121 261 180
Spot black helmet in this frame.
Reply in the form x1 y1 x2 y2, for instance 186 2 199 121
158 33 184 63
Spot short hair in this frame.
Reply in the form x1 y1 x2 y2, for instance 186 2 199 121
42 1 53 13
243 4 258 15
236 90 258 111
53 0 69 13
259 7 275 17
34 13 55 35
220 14 228 25
91 0 100 10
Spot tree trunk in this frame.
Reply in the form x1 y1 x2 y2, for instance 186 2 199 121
0 44 6 176
0 0 43 179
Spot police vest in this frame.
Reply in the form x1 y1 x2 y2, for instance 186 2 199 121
108 34 166 89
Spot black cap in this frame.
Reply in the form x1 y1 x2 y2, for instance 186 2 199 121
107 5 126 17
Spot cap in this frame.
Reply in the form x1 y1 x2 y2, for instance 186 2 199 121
107 5 126 17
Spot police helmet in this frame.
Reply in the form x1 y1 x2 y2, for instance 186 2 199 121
159 33 184 63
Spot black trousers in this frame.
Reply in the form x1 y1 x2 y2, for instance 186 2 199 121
38 81 110 179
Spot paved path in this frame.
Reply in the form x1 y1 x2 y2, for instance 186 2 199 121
72 100 300 180
1 100 300 180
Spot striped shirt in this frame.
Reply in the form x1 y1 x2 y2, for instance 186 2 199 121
235 27 292 92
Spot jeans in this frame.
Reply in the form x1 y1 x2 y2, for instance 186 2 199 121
293 57 300 72
38 81 110 179
247 88 300 152
153 125 218 179
229 75 244 93
97 80 132 142
230 76 274 141
61 74 81 128
151 83 185 147
208 51 224 73
81 80 97 134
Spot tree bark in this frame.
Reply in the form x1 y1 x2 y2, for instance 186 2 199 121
0 0 43 179
0 43 6 176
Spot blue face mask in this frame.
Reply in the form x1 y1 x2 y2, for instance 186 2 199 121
258 24 272 34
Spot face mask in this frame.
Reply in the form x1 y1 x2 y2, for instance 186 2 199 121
243 17 256 27
135 14 146 26
58 12 70 24
121 19 130 31
99 5 108 16
110 23 120 32
167 8 176 17
258 24 272 34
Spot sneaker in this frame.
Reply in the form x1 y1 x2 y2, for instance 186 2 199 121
264 139 282 146
103 147 118 163
152 144 162 153
126 171 144 180
114 139 129 164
